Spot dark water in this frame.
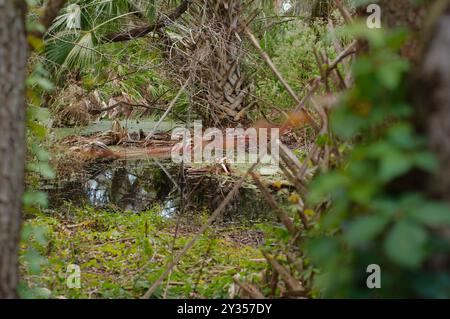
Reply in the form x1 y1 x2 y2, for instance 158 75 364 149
44 159 273 221
46 159 174 212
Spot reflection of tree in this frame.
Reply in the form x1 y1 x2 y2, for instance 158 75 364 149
110 167 129 205
50 180 85 207
86 164 173 211
48 162 178 212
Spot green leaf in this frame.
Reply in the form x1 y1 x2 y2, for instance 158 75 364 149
37 77 54 91
384 221 428 268
27 121 47 140
331 109 365 140
23 248 47 275
26 105 51 122
23 190 48 207
379 150 412 182
376 57 409 90
344 214 390 246
413 152 438 173
31 145 51 162
387 123 416 149
304 237 339 266
348 180 378 204
309 172 349 204
21 224 48 246
27 162 55 179
409 202 450 226
30 287 52 299
377 66 400 90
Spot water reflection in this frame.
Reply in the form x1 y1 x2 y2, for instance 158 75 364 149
86 179 109 206
46 159 273 221
160 199 177 218
48 160 173 212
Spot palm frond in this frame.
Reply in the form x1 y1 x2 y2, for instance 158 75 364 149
50 31 99 78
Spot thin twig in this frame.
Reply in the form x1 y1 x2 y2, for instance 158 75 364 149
262 251 305 293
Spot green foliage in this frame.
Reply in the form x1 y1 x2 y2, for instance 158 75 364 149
252 11 348 120
21 1 450 300
253 19 329 113
20 205 266 299
25 59 55 208
41 0 160 74
39 1 187 121
22 19 56 297
303 28 450 298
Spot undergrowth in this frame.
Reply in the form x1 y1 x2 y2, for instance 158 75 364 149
20 205 267 299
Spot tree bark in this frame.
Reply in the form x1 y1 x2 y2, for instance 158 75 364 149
180 0 251 124
355 0 431 62
0 0 28 298
415 1 450 201
410 0 450 270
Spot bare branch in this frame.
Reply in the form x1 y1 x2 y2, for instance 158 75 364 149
232 275 266 299
244 26 318 130
333 0 353 24
262 251 305 294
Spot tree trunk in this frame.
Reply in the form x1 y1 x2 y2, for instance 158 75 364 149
183 0 250 124
0 0 28 299
411 0 450 269
357 0 430 62
415 1 450 201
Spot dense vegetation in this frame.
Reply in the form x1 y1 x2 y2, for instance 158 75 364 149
0 0 449 299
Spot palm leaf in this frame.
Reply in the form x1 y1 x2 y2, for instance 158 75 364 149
47 31 99 78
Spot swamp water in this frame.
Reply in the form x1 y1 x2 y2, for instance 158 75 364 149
45 120 278 222
43 158 275 222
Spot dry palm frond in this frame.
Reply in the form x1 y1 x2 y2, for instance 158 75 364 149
56 98 92 127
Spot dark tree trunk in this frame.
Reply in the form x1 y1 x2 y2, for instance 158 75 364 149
357 0 430 62
415 1 450 202
411 0 450 269
0 0 28 298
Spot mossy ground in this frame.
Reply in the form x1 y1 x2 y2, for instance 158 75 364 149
19 204 268 299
